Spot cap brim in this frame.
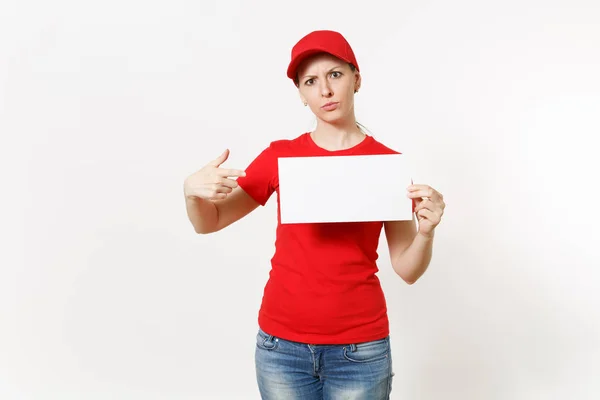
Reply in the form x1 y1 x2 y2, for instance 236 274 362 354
287 47 350 81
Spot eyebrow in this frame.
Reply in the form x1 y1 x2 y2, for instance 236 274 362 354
300 65 344 80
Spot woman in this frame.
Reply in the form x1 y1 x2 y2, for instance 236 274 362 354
184 30 445 400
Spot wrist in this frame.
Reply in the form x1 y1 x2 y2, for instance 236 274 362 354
183 183 199 201
417 230 435 240
186 194 204 202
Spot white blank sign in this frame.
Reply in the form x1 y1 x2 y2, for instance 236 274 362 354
278 154 413 224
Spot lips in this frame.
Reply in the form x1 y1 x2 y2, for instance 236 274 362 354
321 102 339 111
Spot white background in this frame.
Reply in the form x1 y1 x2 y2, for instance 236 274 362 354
2 0 599 399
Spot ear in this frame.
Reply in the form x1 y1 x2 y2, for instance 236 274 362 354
299 92 307 105
354 72 362 92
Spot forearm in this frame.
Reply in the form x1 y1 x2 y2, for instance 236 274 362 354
185 195 218 234
393 232 434 284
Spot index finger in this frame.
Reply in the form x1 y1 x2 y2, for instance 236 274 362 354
216 168 246 178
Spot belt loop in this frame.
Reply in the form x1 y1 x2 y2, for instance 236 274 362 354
350 343 357 352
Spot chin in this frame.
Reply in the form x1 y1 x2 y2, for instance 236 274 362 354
319 110 347 125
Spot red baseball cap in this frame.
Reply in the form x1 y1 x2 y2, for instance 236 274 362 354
286 30 360 82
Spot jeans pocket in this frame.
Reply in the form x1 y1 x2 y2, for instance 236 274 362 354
256 328 279 351
343 336 390 363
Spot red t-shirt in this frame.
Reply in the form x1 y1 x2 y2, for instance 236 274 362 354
237 132 400 344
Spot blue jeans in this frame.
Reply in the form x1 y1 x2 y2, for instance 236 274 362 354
255 328 394 399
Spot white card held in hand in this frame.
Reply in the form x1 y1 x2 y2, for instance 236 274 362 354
277 154 413 224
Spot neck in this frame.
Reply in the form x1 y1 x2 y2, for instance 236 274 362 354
311 116 365 151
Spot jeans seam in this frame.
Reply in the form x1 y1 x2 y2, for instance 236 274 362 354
308 345 318 377
386 339 393 399
342 347 389 363
385 354 392 398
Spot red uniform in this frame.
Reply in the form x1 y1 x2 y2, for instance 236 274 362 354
237 132 400 344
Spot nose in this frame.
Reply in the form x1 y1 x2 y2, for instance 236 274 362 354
319 80 333 98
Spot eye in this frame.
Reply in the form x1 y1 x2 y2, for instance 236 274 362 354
330 71 342 78
304 78 314 86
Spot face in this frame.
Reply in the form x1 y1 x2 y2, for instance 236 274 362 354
296 53 361 125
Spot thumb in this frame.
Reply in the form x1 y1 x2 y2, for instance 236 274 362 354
410 177 416 213
209 149 229 167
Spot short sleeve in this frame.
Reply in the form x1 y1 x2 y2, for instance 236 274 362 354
236 144 277 206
